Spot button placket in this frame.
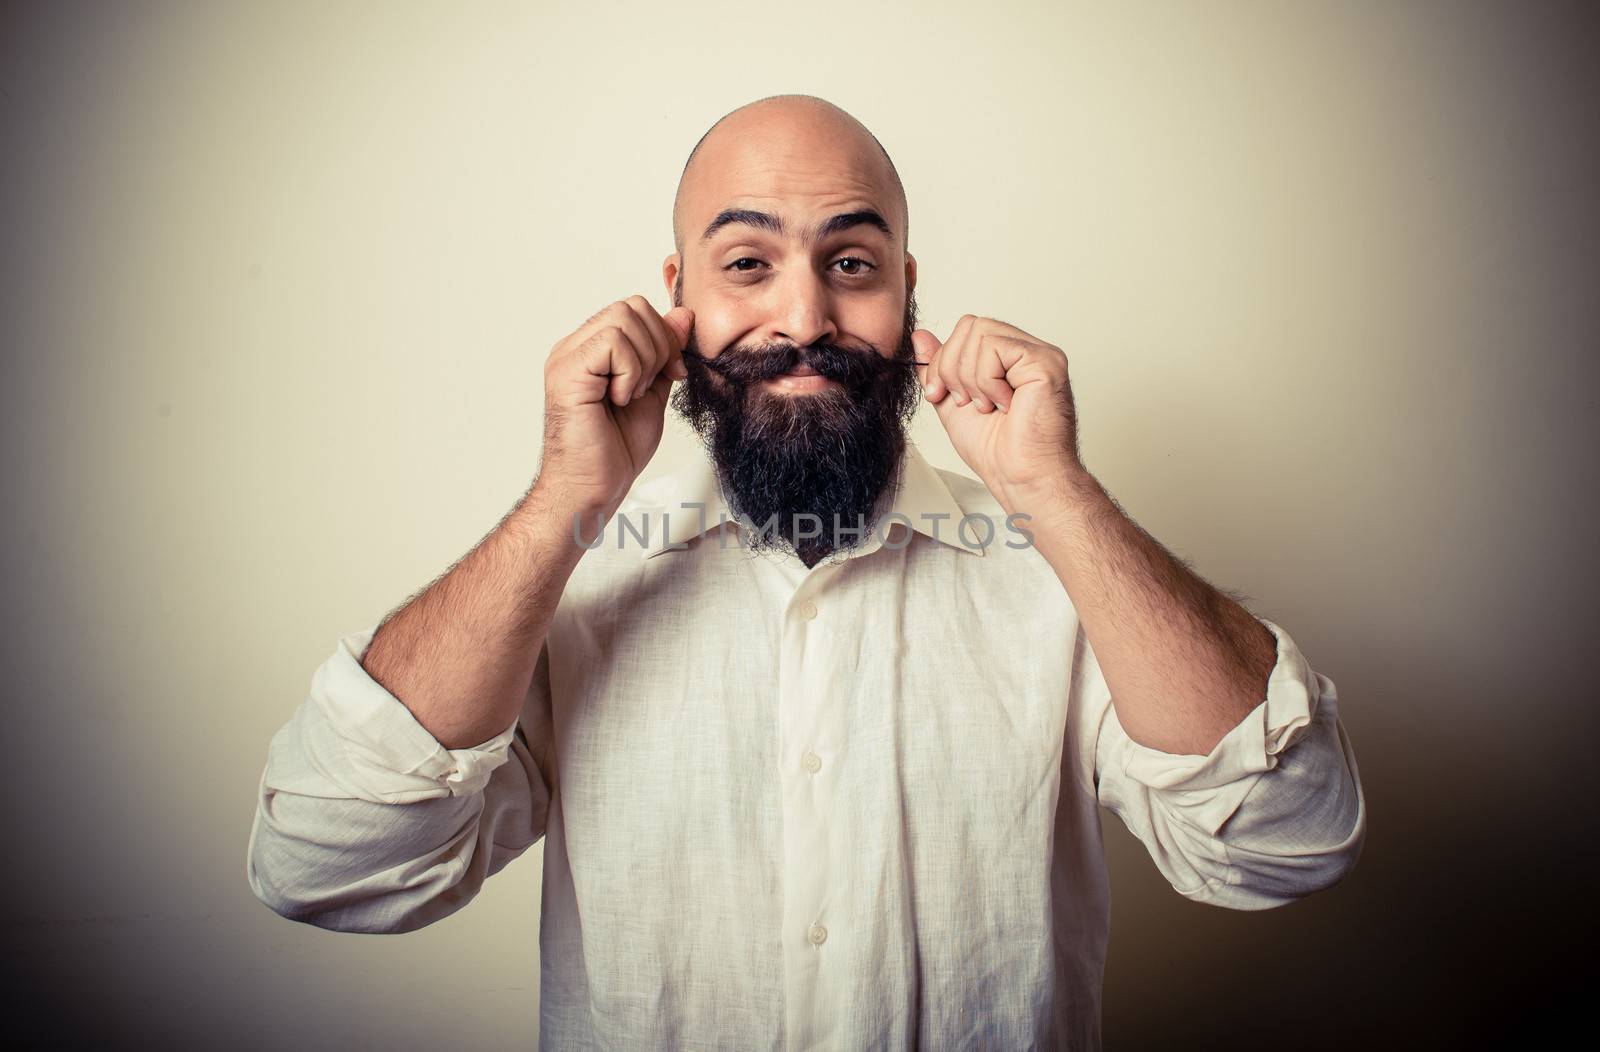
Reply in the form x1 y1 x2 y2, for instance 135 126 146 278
780 562 845 1045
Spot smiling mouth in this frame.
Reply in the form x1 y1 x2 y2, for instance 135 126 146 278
763 365 836 392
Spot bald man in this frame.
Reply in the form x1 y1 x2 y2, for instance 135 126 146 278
248 94 1366 1050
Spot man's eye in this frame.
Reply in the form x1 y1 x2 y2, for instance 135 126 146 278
723 258 877 277
832 257 876 277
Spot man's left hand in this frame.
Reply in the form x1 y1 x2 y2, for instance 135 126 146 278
913 315 1088 512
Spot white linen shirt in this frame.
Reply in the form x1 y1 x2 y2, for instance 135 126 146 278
247 440 1366 1051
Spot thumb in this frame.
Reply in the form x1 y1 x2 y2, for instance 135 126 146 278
663 305 695 351
912 328 942 390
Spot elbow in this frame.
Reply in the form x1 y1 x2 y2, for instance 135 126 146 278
244 794 488 935
247 863 471 935
242 715 551 934
246 834 480 935
246 849 354 932
1196 744 1368 911
1199 803 1366 910
1213 686 1369 910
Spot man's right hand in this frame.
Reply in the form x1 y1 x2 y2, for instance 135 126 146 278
535 296 695 522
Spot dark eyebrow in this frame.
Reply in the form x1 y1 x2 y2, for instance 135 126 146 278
700 207 894 245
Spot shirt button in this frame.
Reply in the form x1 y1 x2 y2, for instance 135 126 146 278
802 750 822 774
799 599 818 621
808 923 828 945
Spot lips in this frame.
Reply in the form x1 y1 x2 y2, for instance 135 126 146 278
782 363 820 377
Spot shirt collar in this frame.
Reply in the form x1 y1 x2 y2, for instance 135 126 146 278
637 439 984 560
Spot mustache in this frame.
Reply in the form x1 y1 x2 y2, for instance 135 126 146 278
683 339 923 387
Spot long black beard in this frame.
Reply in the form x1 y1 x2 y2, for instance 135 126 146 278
669 291 922 568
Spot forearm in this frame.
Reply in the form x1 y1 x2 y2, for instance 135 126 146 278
361 481 593 749
1018 468 1278 756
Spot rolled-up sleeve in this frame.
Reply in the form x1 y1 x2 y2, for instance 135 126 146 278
245 622 554 933
1088 616 1366 909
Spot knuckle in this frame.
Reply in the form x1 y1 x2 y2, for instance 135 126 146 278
588 300 627 324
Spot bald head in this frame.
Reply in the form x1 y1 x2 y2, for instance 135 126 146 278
671 94 909 261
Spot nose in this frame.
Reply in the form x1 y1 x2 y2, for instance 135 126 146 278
768 268 838 349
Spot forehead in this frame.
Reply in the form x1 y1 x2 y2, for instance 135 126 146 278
680 119 899 244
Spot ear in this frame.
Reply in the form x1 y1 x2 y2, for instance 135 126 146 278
662 253 681 302
905 252 917 296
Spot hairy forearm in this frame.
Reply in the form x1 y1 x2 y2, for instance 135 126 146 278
1019 468 1278 756
360 482 592 750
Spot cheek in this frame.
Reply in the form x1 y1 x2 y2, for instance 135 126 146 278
866 315 909 359
689 300 748 358
832 293 905 354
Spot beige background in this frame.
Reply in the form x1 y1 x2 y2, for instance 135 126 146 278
3 0 1595 1047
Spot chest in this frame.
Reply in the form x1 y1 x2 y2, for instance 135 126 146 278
544 540 1082 845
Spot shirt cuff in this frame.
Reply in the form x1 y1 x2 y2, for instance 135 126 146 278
1116 617 1319 834
310 622 522 800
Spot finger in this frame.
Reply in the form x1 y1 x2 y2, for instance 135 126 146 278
630 365 675 412
658 304 695 381
958 331 991 412
660 304 694 351
606 302 668 399
935 337 963 406
912 329 944 401
939 314 977 406
623 295 687 385
623 295 672 359
929 366 962 427
581 326 647 407
977 337 1016 412
569 303 653 400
